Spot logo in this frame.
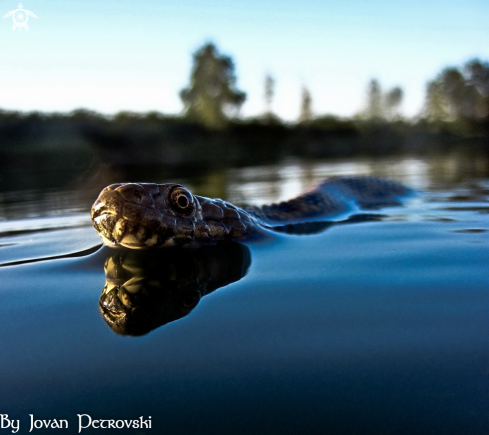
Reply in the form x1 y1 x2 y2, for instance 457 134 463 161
3 3 37 31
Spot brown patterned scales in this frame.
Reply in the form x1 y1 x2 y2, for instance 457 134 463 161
91 177 411 249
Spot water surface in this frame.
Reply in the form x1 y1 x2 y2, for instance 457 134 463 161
0 156 488 434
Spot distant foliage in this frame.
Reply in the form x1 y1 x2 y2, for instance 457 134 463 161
299 86 313 123
366 79 383 120
384 87 403 120
363 79 403 121
425 59 489 123
264 74 275 118
180 43 246 129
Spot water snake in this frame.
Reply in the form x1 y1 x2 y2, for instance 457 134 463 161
91 176 411 249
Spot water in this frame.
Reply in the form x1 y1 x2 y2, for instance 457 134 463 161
0 155 488 434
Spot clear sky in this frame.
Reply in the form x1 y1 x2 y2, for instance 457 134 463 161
0 0 488 120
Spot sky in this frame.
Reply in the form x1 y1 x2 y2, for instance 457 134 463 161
0 0 488 121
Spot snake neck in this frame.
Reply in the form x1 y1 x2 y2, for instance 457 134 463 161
194 195 265 242
244 176 411 226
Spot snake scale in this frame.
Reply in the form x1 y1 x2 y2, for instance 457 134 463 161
91 176 411 249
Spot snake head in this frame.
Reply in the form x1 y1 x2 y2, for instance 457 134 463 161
91 183 205 249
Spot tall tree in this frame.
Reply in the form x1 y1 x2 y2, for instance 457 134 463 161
299 85 313 123
384 87 403 120
466 60 489 97
365 79 383 120
424 59 489 122
363 79 403 120
264 74 275 118
465 59 489 135
180 43 246 129
425 80 451 122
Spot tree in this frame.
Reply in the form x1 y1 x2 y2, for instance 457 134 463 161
180 43 246 129
424 59 489 122
365 79 383 120
384 87 403 120
264 74 275 118
363 79 403 121
425 80 451 122
465 59 489 134
466 59 489 97
299 85 313 123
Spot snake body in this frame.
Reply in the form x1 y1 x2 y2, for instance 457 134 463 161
91 176 411 249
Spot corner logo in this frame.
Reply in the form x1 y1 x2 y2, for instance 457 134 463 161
3 3 37 31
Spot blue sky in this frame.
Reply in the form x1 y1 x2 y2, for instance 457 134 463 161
0 0 488 120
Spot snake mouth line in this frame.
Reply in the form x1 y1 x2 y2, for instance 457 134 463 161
101 216 181 249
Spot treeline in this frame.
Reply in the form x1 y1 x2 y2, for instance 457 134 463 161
0 44 487 193
0 109 485 167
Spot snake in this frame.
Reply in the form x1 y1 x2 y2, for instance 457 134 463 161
91 176 411 249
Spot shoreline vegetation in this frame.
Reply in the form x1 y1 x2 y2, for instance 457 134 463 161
0 43 487 193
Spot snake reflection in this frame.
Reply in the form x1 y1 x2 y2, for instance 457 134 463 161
99 242 251 336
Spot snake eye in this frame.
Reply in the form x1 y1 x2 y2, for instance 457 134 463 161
169 187 195 216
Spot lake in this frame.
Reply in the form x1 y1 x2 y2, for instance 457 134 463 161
0 154 488 434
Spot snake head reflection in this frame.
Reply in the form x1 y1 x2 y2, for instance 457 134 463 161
99 242 251 336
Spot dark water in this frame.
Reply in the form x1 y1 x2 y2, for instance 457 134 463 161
0 156 488 434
